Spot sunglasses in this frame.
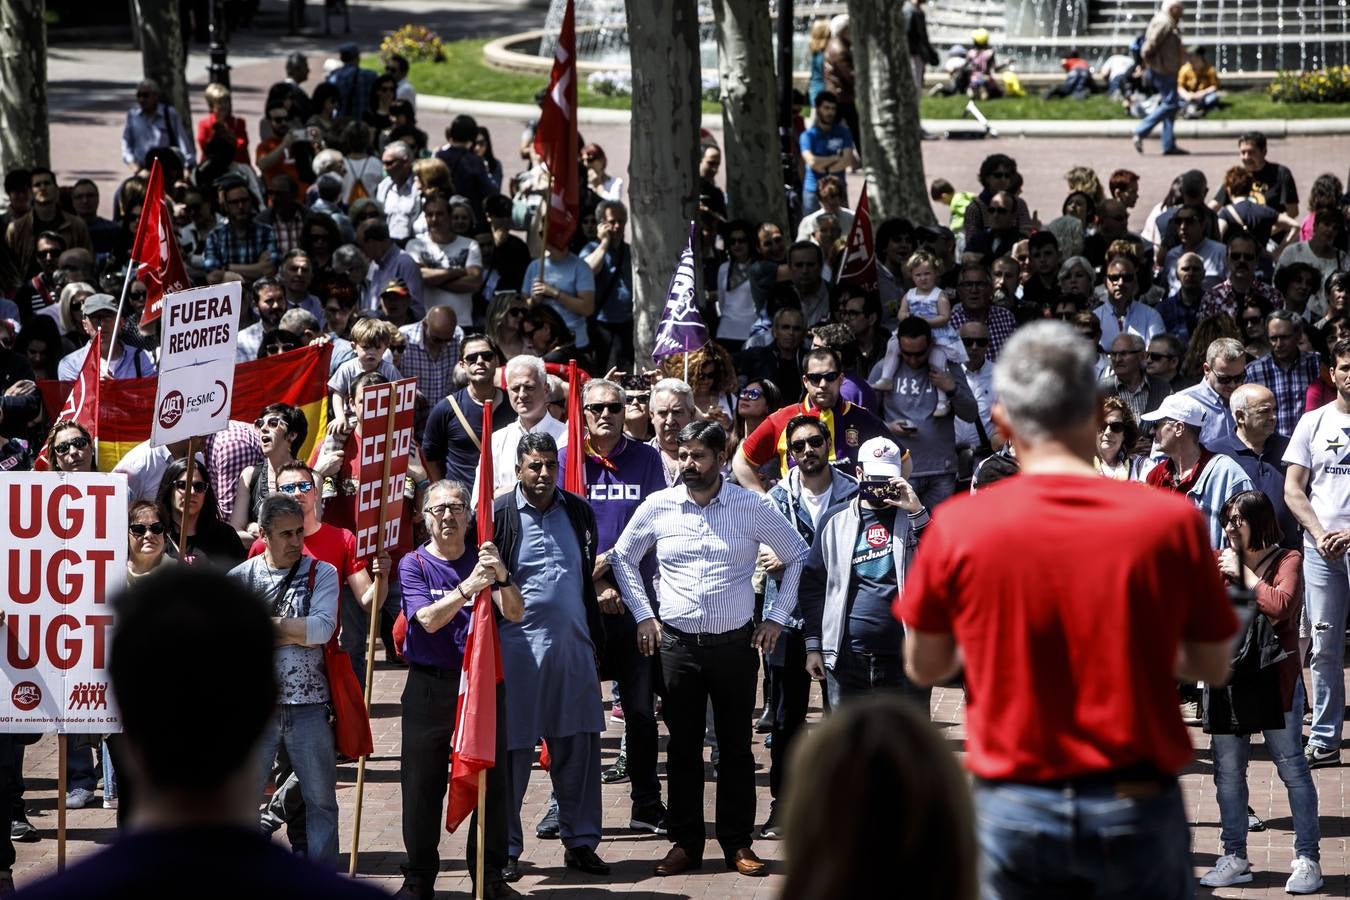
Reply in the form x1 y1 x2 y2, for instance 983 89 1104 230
1105 273 1135 282
263 344 292 355
427 502 467 517
129 522 166 536
1230 252 1256 262
254 415 285 430
1147 352 1176 362
962 337 990 348
278 481 314 494
584 402 623 416
269 118 290 126
1100 421 1126 434
626 393 650 406
1212 371 1247 386
53 436 90 454
175 479 209 494
988 206 1011 214
739 388 763 401
463 350 496 364
789 435 827 453
804 371 842 385
1241 315 1264 325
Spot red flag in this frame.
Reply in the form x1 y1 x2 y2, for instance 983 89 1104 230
129 158 191 326
33 332 100 471
447 401 505 832
835 182 878 295
533 0 579 250
563 360 585 494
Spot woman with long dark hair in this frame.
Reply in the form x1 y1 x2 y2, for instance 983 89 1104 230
155 458 245 566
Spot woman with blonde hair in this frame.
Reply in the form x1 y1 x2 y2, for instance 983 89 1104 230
196 82 249 165
781 693 977 900
49 281 94 354
807 19 831 107
485 291 530 360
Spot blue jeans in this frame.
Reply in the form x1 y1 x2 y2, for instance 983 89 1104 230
802 187 821 217
1304 533 1350 751
1212 679 1319 861
256 703 339 868
909 473 957 511
976 778 1193 899
824 648 931 713
1134 73 1180 152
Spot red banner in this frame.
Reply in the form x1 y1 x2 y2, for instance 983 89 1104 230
129 158 191 326
563 360 584 494
353 377 417 562
835 182 878 295
533 0 579 250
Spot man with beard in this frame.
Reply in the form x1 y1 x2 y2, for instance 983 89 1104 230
238 276 286 361
610 421 808 878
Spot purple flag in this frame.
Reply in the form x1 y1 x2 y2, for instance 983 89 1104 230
651 222 709 362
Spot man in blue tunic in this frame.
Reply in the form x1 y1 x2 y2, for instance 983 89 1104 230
492 432 610 880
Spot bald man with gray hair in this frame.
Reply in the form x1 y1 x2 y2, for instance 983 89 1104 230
1210 382 1299 548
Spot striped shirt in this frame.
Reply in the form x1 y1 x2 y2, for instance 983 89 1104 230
203 220 279 272
610 478 809 633
1245 351 1321 437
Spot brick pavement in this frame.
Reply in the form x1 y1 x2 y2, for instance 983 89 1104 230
10 653 1350 898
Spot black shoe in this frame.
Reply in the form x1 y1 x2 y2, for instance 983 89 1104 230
630 801 668 834
601 751 629 785
482 880 521 899
501 856 522 882
9 816 38 843
535 803 560 838
759 801 782 839
1247 806 1266 833
392 883 433 900
564 846 611 875
1163 147 1190 156
754 709 773 734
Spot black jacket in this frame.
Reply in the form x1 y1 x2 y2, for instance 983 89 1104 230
492 488 606 669
0 348 39 440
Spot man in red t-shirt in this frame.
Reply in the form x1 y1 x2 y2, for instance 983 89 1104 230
732 346 897 490
898 321 1237 899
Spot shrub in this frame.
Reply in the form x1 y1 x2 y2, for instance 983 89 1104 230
380 24 447 64
1268 66 1350 104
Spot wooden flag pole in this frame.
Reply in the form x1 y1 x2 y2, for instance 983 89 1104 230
348 398 398 876
475 770 487 900
57 734 67 868
176 437 198 557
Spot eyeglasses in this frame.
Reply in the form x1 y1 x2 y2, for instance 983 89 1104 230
1105 272 1135 282
1100 421 1126 433
584 401 623 415
427 501 467 517
129 522 166 536
278 481 314 494
1229 252 1256 262
1224 515 1246 529
987 206 1011 214
1147 352 1176 362
804 371 841 385
37 248 61 258
958 281 988 290
254 415 284 430
728 236 749 244
739 388 763 401
1212 371 1247 385
1109 350 1140 358
962 336 990 348
626 393 650 406
789 435 827 453
174 479 209 494
463 350 496 365
53 436 90 454
1241 315 1264 325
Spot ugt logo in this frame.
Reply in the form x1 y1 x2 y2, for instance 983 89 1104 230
67 682 109 711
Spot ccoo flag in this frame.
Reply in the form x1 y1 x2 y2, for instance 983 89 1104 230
650 221 708 362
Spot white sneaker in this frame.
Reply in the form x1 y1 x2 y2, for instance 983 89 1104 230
65 787 95 810
1199 854 1252 887
1286 856 1323 894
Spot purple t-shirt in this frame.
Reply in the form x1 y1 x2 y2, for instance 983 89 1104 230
840 373 879 415
398 543 478 669
559 437 667 552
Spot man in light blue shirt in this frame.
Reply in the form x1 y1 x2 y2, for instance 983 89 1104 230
524 246 596 351
1178 336 1246 448
121 79 194 169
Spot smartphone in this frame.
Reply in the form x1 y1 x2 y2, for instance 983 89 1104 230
859 478 904 504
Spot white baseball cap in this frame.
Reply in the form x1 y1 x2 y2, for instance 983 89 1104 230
1140 393 1206 428
859 436 904 478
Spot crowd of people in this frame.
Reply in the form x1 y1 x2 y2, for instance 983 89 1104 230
3 19 1350 899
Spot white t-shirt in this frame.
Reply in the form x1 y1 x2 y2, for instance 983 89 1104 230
1284 404 1350 532
798 483 833 528
405 235 483 324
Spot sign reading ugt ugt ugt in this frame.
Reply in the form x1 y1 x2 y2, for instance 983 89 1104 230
1 473 128 733
151 282 241 447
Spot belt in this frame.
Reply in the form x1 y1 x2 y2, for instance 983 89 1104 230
977 763 1175 796
409 661 459 680
663 622 753 647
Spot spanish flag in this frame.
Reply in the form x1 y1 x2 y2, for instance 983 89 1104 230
38 343 332 470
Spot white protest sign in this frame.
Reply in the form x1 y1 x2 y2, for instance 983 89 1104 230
151 282 241 447
1 472 128 734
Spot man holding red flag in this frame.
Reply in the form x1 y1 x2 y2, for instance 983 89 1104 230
129 158 191 326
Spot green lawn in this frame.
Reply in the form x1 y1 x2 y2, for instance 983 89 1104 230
383 39 1348 120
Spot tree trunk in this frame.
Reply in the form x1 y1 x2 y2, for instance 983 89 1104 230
625 0 703 364
847 0 934 225
0 0 50 170
713 0 784 232
137 0 193 136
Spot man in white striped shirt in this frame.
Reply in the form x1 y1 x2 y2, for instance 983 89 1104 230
610 420 808 879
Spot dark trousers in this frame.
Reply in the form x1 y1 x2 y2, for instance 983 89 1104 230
591 319 635 374
768 630 810 801
0 736 16 870
604 612 661 808
825 647 932 715
659 625 759 860
400 663 509 890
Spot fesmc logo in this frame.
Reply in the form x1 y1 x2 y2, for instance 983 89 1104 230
157 380 230 429
12 682 41 711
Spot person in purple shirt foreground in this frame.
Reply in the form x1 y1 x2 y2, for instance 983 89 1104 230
559 377 669 833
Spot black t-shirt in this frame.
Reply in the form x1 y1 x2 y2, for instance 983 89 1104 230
1217 199 1279 247
1214 161 1299 211
421 387 518 489
14 825 391 900
845 505 902 653
181 516 246 568
492 234 531 293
